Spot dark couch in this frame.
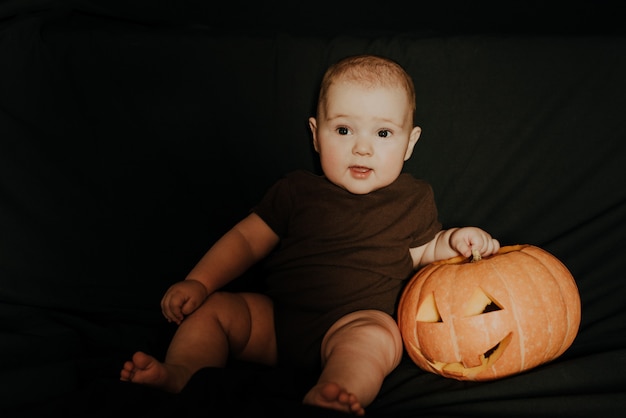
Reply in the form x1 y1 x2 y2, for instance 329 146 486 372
1 2 625 417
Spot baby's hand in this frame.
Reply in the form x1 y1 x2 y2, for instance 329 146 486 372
160 279 208 324
450 227 500 259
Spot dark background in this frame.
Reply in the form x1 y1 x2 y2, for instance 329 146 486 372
1 0 624 36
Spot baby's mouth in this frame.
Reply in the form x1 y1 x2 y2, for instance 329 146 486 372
350 166 372 173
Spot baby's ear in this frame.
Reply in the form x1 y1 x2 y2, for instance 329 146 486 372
309 117 320 152
404 126 422 160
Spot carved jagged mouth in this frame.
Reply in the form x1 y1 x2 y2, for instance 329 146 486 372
426 333 513 379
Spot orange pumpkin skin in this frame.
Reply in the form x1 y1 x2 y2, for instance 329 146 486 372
397 244 581 381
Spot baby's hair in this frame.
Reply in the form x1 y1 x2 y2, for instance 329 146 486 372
317 55 416 117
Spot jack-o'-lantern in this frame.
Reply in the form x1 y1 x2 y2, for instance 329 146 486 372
397 244 581 381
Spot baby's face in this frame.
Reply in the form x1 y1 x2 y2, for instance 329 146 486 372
310 81 420 195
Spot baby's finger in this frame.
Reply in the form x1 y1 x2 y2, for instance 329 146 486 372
162 294 184 324
474 237 500 257
489 238 501 254
456 241 473 258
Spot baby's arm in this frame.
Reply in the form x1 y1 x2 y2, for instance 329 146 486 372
161 213 279 324
410 227 500 269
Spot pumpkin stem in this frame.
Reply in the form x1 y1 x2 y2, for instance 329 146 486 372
471 248 482 262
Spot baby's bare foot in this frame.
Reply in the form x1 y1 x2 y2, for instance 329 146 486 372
303 382 365 416
119 351 188 393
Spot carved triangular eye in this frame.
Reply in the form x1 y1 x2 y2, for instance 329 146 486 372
464 287 502 317
416 293 442 322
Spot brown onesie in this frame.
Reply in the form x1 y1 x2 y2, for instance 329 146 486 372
253 170 442 371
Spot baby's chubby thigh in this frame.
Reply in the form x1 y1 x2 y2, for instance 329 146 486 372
321 310 404 371
203 291 277 366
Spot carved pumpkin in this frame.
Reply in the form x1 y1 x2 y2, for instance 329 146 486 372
397 244 581 381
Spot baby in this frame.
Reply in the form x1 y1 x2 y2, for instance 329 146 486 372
120 54 500 415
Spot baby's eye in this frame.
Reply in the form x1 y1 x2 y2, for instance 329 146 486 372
337 127 350 135
378 130 391 138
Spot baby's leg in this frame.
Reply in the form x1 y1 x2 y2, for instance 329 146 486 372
302 310 403 416
120 291 276 393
